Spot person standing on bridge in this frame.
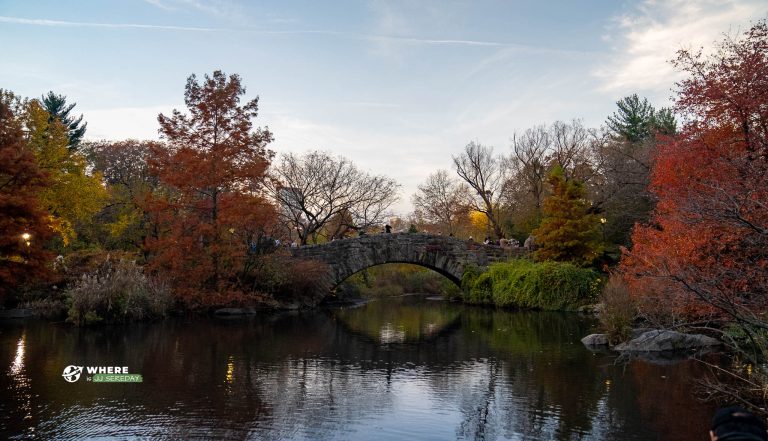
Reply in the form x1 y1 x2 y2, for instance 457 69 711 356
524 234 536 250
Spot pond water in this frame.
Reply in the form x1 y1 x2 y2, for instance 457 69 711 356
1 295 715 440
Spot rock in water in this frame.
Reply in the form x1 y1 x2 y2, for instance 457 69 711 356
581 333 609 346
613 330 721 352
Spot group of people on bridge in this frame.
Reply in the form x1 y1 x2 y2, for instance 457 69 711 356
479 235 536 250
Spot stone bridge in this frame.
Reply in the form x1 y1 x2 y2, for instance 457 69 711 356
291 233 527 288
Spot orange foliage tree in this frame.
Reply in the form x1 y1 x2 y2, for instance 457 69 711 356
533 166 603 266
0 93 54 302
621 22 768 324
145 71 276 307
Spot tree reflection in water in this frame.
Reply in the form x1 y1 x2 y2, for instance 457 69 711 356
0 297 716 440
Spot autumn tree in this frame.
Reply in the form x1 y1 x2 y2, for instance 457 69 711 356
504 120 600 240
412 170 469 236
269 150 400 244
146 71 276 305
82 140 161 250
24 99 106 247
453 142 507 239
619 22 768 412
533 166 602 266
41 92 87 150
0 92 54 302
622 22 768 329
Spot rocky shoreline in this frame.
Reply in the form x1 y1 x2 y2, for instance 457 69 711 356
581 329 722 359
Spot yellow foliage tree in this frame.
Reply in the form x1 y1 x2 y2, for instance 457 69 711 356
24 100 106 245
468 210 491 239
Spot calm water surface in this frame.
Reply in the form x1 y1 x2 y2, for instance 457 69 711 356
1 296 715 440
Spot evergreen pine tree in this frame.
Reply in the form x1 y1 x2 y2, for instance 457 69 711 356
41 92 87 150
606 94 655 142
651 107 677 135
607 94 677 142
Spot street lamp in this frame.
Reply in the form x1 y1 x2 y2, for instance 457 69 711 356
21 232 31 247
599 218 607 242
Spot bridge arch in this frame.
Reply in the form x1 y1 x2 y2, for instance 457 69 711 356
291 233 524 289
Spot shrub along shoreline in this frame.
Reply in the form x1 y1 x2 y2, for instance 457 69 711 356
460 259 602 311
11 248 334 326
18 253 602 325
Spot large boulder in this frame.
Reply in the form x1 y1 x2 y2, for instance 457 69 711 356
613 330 721 352
581 333 609 346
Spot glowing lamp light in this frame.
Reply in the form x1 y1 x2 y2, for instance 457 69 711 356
21 232 31 246
599 218 607 224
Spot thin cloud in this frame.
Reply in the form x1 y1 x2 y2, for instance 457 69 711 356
177 0 245 21
244 29 517 47
144 0 295 25
335 101 401 109
594 0 767 92
0 15 219 31
0 15 538 48
143 0 175 11
362 34 503 47
464 45 600 82
143 0 241 18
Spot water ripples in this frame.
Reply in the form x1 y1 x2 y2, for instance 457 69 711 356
0 300 716 440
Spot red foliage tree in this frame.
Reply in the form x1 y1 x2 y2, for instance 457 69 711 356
145 71 276 307
621 23 768 324
0 94 54 302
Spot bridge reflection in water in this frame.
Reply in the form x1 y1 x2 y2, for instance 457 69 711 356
334 296 461 344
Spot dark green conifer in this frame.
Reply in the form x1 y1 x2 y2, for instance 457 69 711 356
41 92 87 150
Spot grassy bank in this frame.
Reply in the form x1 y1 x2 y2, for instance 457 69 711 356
461 259 601 311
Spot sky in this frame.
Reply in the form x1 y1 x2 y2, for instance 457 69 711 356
1 0 766 215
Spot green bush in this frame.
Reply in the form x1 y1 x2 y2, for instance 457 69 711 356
462 259 601 311
461 264 481 292
468 271 495 304
66 259 172 325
